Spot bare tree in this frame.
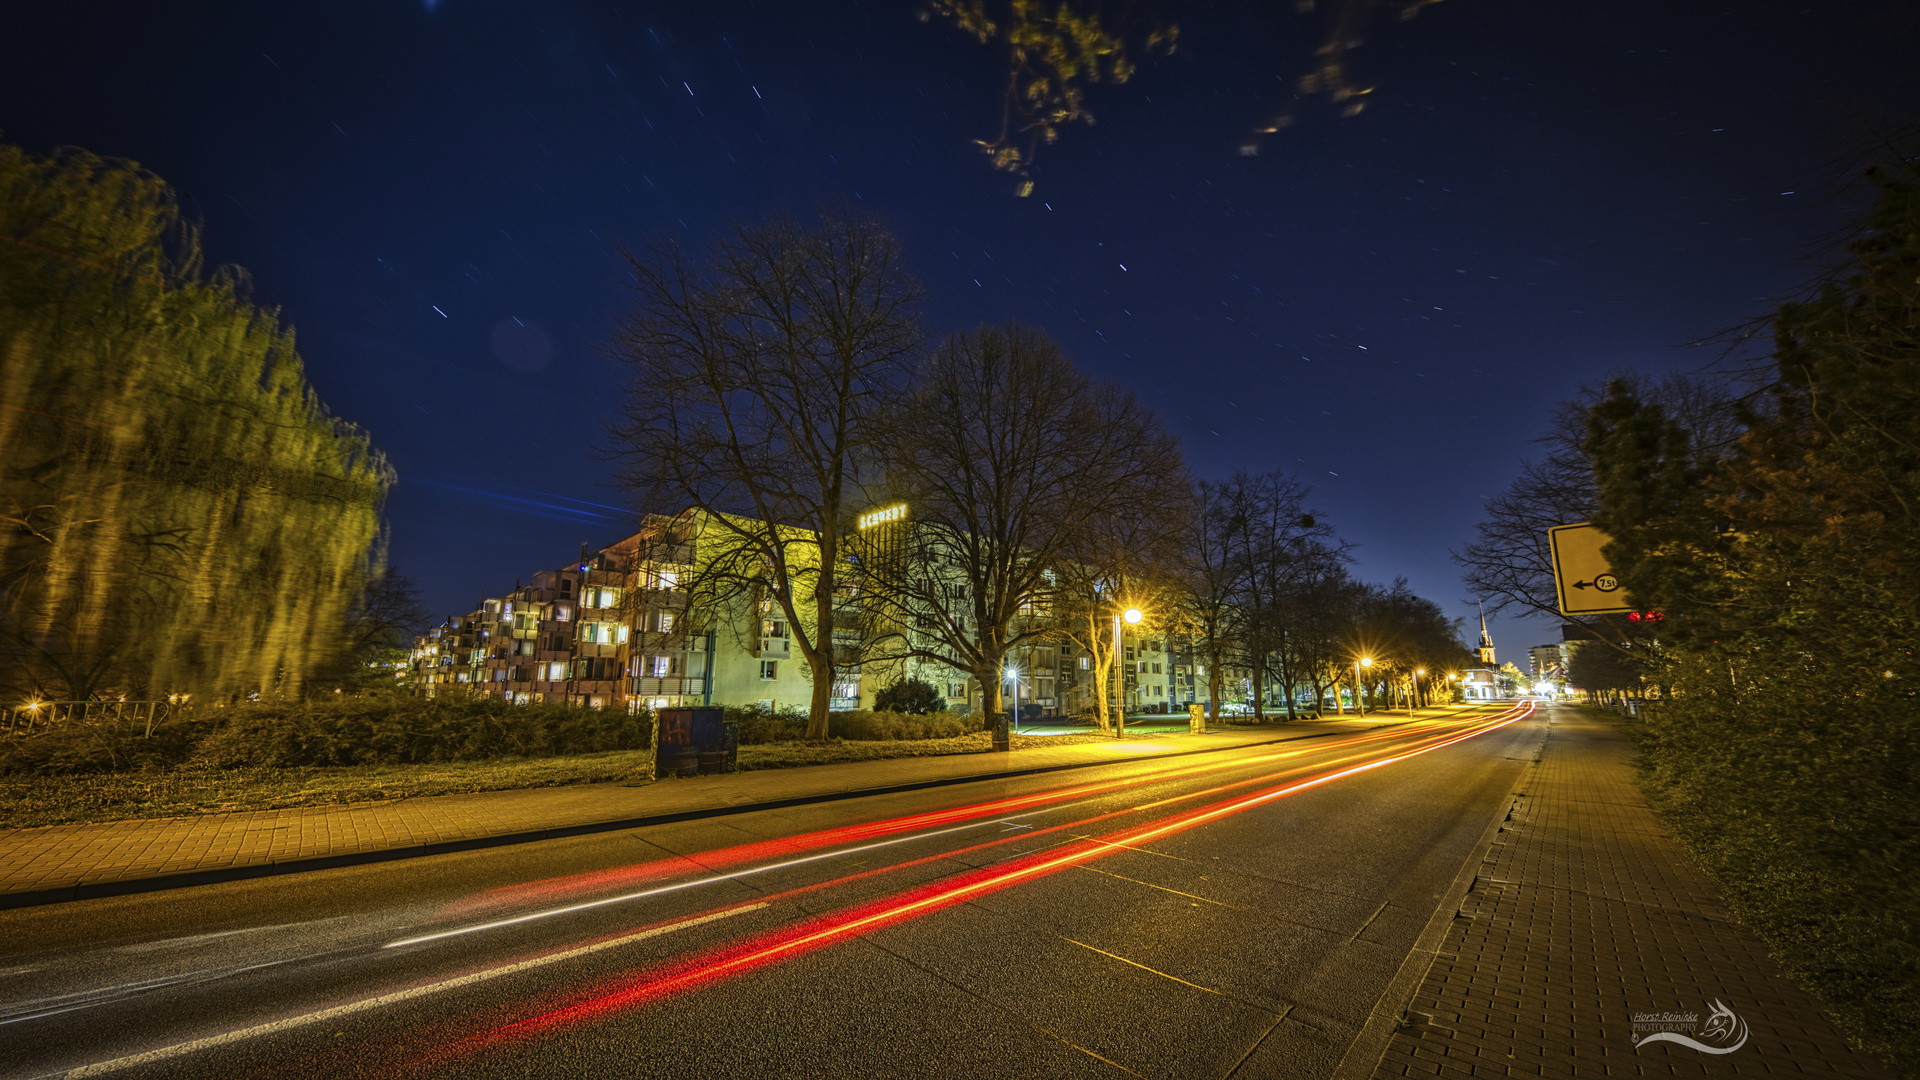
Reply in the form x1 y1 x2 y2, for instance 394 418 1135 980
606 211 923 739
869 323 1185 729
1175 479 1247 721
1220 471 1345 721
1050 493 1187 730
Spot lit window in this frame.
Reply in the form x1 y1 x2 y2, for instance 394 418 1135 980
759 660 778 681
1080 657 1090 670
659 612 674 633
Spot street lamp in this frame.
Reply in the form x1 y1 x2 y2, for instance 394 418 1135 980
1355 656 1373 717
1004 664 1021 735
1112 606 1143 737
1414 668 1426 711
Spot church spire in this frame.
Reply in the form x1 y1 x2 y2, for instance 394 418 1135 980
1476 603 1496 665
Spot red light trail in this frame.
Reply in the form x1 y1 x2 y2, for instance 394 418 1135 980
430 704 1531 1062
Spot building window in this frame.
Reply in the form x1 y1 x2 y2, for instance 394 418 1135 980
760 660 778 681
652 655 675 677
658 611 674 633
1152 662 1162 674
1079 656 1091 670
949 682 968 698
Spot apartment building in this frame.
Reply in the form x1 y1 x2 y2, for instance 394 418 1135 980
410 505 1172 717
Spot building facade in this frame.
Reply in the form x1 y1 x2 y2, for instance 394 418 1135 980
409 508 1176 717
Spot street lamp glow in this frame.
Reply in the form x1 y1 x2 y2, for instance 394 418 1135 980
1359 656 1373 668
1123 607 1143 625
1415 668 1426 676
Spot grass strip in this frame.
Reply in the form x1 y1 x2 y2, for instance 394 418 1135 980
0 731 1142 830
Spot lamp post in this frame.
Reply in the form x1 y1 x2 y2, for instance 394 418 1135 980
1414 668 1426 711
1005 664 1021 735
1112 606 1142 737
1355 656 1373 717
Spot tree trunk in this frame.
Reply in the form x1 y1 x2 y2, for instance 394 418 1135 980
976 662 1007 749
1087 614 1112 732
806 664 833 739
1250 653 1266 721
1207 647 1225 722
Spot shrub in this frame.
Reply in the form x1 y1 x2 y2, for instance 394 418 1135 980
0 718 201 776
873 679 944 715
829 710 982 741
726 703 809 745
196 696 653 767
0 695 655 774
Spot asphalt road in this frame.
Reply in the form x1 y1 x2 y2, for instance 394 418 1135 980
0 704 1544 1079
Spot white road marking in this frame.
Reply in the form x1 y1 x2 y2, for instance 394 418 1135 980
49 904 767 1079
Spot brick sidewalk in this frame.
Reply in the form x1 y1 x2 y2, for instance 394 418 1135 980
0 722 1356 904
1370 707 1892 1078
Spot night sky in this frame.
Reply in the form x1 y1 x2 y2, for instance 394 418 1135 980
4 1 1915 656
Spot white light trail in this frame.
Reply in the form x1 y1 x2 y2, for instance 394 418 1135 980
46 905 766 1080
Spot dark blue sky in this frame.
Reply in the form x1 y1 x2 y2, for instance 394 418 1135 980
4 0 1915 656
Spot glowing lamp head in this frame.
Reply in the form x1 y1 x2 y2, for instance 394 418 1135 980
1123 607 1143 625
1416 668 1426 676
1359 656 1373 668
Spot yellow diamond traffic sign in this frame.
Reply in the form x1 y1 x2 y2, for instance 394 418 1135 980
1548 522 1634 616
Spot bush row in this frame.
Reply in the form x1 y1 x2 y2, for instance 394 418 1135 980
2 698 990 776
724 705 983 744
0 697 653 775
1627 658 1920 1077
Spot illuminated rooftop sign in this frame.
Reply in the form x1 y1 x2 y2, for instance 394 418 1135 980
858 503 907 530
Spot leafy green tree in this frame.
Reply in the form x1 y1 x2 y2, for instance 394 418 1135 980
1583 142 1920 1072
0 145 393 704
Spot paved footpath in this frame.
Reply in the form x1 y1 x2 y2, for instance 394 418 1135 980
0 721 1358 906
1357 706 1892 1079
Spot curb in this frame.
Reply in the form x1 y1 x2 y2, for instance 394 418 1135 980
0 724 1389 911
1327 709 1547 1080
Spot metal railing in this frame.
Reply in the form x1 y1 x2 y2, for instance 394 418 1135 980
3 699 189 738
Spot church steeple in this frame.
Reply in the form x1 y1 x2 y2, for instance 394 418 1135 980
1476 604 1496 666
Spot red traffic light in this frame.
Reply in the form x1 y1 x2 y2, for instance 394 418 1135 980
1626 610 1666 623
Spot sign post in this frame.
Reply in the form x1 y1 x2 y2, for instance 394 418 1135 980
1547 522 1635 616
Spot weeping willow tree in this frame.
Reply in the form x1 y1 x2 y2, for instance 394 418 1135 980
0 145 394 703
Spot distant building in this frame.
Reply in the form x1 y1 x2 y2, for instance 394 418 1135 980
1460 606 1503 701
1529 643 1569 697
